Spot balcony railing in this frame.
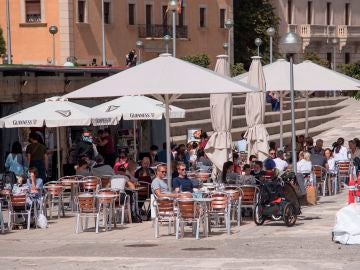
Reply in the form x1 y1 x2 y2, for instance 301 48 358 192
26 14 41 23
297 24 335 38
138 24 188 39
337 25 360 38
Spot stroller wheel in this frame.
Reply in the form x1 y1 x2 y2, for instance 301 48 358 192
283 202 297 227
253 203 265 225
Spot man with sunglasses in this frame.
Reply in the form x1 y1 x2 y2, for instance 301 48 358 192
151 165 178 198
172 162 193 193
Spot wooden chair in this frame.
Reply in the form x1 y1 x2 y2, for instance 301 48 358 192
153 197 176 238
177 192 193 199
59 175 84 208
43 181 65 219
208 192 231 235
336 161 353 188
312 165 328 196
239 185 259 222
8 194 32 230
80 176 101 194
97 189 118 230
75 193 100 234
175 199 203 240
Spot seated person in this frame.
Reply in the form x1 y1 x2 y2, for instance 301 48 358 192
75 158 92 176
238 164 257 185
113 152 129 173
222 161 238 184
112 165 136 190
135 157 155 183
251 160 265 182
172 163 193 193
151 164 178 198
232 152 242 174
26 167 43 194
91 155 114 176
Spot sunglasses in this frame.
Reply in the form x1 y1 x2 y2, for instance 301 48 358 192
179 168 186 171
270 152 276 155
159 171 167 174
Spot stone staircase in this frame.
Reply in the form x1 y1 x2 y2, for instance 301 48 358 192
170 94 348 146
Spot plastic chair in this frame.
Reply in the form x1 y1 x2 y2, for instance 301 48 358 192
175 199 203 240
153 197 176 238
312 165 328 196
74 193 100 234
208 192 231 235
43 181 65 219
8 194 32 230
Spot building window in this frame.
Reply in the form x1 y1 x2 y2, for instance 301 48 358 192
220 9 226 28
162 5 168 26
179 7 185 27
200 7 206 28
104 1 111 24
128 3 135 25
327 52 332 68
25 0 41 23
287 0 292 24
345 3 350 25
345 53 350 64
307 1 312 24
326 2 332 25
78 0 86 23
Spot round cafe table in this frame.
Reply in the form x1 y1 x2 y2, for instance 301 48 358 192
193 197 214 237
95 193 118 231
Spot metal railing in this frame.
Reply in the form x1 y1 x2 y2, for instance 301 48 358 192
138 24 188 39
26 14 41 23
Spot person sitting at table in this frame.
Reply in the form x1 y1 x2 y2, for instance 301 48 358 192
232 152 242 174
75 157 92 176
113 152 128 173
172 162 193 193
238 164 257 185
91 155 114 176
222 161 238 184
151 164 178 198
126 160 138 184
251 160 265 182
26 167 43 194
135 156 155 184
113 165 135 190
297 151 312 174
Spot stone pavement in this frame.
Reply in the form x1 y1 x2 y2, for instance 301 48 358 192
0 192 359 270
314 97 360 148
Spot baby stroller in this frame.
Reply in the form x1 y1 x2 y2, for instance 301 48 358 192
253 177 299 227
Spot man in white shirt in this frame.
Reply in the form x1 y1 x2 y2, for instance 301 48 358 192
235 133 247 152
273 150 288 171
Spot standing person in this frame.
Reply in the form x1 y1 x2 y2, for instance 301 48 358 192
125 49 137 67
310 139 326 167
97 128 116 167
26 132 48 183
5 141 27 181
235 133 247 152
273 150 288 171
75 130 96 162
172 163 193 193
148 145 159 165
198 132 209 150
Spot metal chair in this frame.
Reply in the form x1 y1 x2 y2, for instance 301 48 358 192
336 161 353 188
97 189 118 230
312 165 328 196
239 185 259 222
175 198 204 240
59 175 84 209
8 194 32 230
137 181 151 220
74 193 100 234
208 192 231 235
153 197 176 238
43 181 65 219
80 176 101 194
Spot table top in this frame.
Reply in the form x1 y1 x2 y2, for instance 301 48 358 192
194 198 214 202
95 194 118 199
60 179 88 184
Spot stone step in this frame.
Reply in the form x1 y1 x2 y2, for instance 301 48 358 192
170 104 345 137
172 97 346 123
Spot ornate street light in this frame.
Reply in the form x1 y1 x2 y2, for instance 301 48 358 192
279 31 302 172
224 19 233 63
49 25 58 65
254 38 263 56
266 27 275 63
168 0 177 57
163 35 171 53
136 40 144 64
223 42 229 54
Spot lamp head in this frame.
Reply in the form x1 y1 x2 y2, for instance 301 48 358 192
254 38 263 47
223 43 229 50
224 19 234 29
168 0 177 11
49 25 58 35
266 27 275 37
163 35 171 43
279 32 302 54
332 37 338 45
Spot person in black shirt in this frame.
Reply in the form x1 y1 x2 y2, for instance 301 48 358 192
251 160 265 182
172 162 193 193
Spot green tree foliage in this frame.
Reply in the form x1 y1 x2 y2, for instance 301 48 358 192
0 27 6 56
234 0 280 69
303 52 329 67
181 54 211 68
231 63 246 77
338 62 360 99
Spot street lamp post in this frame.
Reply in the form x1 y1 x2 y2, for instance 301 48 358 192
223 43 229 55
266 27 275 63
255 38 263 57
332 37 338 97
101 0 106 66
168 0 177 57
279 32 302 173
6 0 12 64
49 26 58 65
163 35 171 53
136 40 144 65
224 19 234 63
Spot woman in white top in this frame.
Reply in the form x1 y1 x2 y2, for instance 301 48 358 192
333 141 348 162
297 151 312 173
324 148 336 172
